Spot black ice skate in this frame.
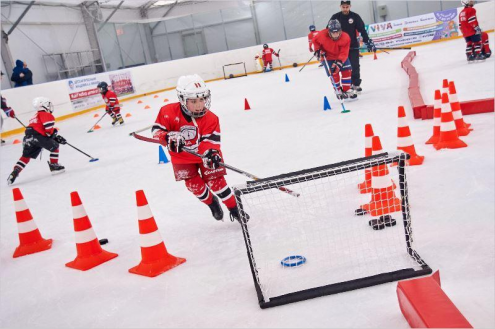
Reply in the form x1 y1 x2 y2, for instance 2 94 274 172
467 54 476 63
1 139 5 145
48 161 65 175
111 116 118 126
352 85 363 94
381 215 397 227
369 218 385 230
7 169 20 185
485 52 492 59
117 117 125 125
344 90 358 101
208 196 224 221
475 53 486 62
228 207 250 224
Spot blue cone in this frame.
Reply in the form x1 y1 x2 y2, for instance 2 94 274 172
159 145 169 164
285 74 290 82
323 96 332 111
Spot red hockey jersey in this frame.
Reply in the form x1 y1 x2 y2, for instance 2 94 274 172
308 31 319 51
459 6 479 37
312 29 351 62
101 90 120 111
262 48 279 62
28 110 56 137
152 102 222 164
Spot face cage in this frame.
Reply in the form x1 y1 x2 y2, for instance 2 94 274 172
178 91 211 118
329 30 342 41
42 102 54 113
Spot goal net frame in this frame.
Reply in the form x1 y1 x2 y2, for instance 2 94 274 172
232 152 432 309
222 62 248 79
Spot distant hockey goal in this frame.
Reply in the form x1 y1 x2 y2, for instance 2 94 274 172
232 152 432 309
222 62 247 79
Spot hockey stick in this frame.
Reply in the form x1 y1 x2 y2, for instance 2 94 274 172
14 116 27 128
65 142 99 162
299 54 315 72
129 124 153 136
131 133 300 197
87 112 108 133
322 56 350 113
351 47 411 51
277 49 282 70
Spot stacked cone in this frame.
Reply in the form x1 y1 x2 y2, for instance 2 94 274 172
396 106 424 166
12 188 52 258
358 124 374 194
426 90 442 144
129 190 186 277
360 136 401 217
442 79 449 95
66 192 118 271
448 81 472 136
433 93 468 150
244 98 251 110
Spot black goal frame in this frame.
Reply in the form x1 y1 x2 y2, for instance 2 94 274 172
222 62 248 79
233 152 432 309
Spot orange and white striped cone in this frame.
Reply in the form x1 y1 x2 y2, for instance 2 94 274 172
358 124 374 194
396 106 424 166
66 192 118 271
442 79 449 95
433 93 468 150
12 188 52 258
359 136 401 217
129 190 186 277
449 81 472 135
426 90 442 145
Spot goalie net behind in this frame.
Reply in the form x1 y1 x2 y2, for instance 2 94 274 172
222 62 247 79
233 152 431 309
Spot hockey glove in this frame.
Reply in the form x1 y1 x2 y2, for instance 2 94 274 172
5 108 15 118
314 49 321 59
331 60 343 74
366 39 376 52
166 131 185 153
54 134 67 145
474 26 482 35
202 149 222 170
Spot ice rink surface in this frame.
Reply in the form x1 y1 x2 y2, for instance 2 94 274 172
1 35 494 328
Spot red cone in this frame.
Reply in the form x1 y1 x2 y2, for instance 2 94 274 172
244 98 251 110
358 124 374 194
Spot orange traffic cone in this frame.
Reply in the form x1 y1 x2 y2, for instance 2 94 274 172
426 90 442 145
129 190 186 277
93 125 101 130
66 192 118 271
358 123 374 194
153 95 159 98
442 79 449 95
449 81 472 136
125 113 132 118
164 98 169 102
360 136 401 217
93 113 99 118
13 139 21 144
138 100 143 104
144 105 151 109
12 188 52 258
433 93 467 150
396 106 424 166
373 52 377 60
244 98 251 110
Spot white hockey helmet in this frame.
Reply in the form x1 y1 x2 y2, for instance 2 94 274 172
461 0 474 6
176 74 211 118
33 96 54 113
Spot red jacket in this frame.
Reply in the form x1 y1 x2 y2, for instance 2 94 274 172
308 31 319 51
101 90 120 112
312 29 351 63
459 6 478 37
152 102 222 164
28 110 56 137
262 48 279 62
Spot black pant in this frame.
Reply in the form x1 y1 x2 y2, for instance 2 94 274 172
22 128 59 159
348 49 361 87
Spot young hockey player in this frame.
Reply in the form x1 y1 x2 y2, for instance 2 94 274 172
97 81 124 125
481 31 492 58
151 74 248 223
1 72 16 145
308 25 323 67
7 97 67 185
312 19 357 100
261 44 279 72
459 0 485 62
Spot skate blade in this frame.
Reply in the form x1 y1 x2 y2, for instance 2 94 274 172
344 98 359 102
51 169 66 175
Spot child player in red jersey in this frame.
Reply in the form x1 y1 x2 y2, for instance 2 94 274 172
151 74 248 223
261 44 279 72
459 0 486 62
97 81 124 125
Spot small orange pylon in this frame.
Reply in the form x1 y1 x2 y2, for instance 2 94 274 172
66 192 118 271
449 81 472 136
433 93 467 150
93 125 101 130
125 113 132 118
94 113 99 118
426 90 442 145
244 98 251 110
13 139 21 144
164 98 169 102
396 106 424 166
153 95 159 98
12 188 53 258
144 105 151 109
358 123 374 194
138 100 143 104
129 190 186 277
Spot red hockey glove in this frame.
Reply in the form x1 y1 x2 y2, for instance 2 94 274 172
202 149 222 169
166 131 185 153
5 108 15 118
331 60 343 74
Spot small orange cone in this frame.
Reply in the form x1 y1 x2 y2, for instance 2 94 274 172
164 98 169 102
442 79 449 95
129 190 186 277
93 125 101 130
138 100 143 104
358 124 374 194
396 106 424 166
125 113 132 118
66 192 118 271
93 113 99 118
373 52 377 60
13 139 21 144
12 188 52 258
360 136 401 217
244 98 251 110
426 90 442 145
144 105 151 109
153 95 159 98
433 93 467 150
448 81 472 136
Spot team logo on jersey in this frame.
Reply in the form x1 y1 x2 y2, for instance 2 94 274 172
194 83 201 88
349 18 354 24
180 126 197 140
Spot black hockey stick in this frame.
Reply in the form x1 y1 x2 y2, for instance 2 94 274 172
277 49 282 70
351 46 411 51
65 142 99 162
322 56 350 113
299 54 315 72
14 116 27 128
87 112 107 133
131 133 300 197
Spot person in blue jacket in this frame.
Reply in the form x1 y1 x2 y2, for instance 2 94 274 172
11 60 33 87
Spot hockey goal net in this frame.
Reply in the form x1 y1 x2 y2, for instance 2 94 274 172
232 152 431 309
222 62 247 79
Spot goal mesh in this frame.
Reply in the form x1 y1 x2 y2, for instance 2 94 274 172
222 62 247 79
233 152 431 309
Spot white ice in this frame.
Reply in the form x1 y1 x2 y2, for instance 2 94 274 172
1 35 494 328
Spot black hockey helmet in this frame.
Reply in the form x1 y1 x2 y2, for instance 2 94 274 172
263 44 268 49
97 81 108 93
309 25 316 32
327 19 342 40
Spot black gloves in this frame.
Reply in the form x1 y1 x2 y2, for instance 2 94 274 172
366 39 376 52
166 132 185 153
54 135 67 145
202 149 222 169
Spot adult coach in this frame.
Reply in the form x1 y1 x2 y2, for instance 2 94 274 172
331 1 375 93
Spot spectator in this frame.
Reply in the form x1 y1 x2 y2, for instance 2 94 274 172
23 61 33 85
11 60 33 87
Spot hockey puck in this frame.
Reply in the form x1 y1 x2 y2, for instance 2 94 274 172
355 208 367 216
369 219 385 230
99 238 108 245
229 74 234 78
292 63 298 67
381 215 397 227
281 255 306 267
